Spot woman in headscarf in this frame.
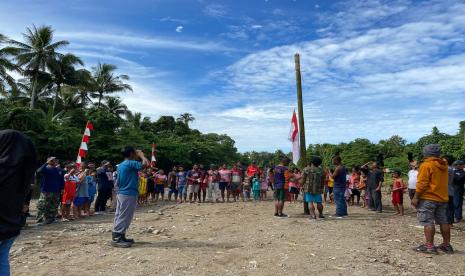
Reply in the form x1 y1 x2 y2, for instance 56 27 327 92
0 130 37 275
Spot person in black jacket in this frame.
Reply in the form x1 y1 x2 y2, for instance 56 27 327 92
452 160 465 223
0 130 37 276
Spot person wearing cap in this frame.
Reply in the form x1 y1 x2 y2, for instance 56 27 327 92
36 156 65 224
412 144 452 254
95 160 113 214
452 160 465 223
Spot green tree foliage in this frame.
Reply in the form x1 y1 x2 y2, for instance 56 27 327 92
0 26 240 171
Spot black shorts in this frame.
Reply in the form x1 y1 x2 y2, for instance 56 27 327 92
408 189 415 200
290 187 300 194
351 189 360 196
219 182 228 191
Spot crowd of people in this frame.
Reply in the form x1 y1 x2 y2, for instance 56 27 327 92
1 127 465 274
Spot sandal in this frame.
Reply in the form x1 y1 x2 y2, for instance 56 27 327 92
414 244 438 254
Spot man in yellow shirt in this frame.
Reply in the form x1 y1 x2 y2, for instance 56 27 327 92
412 144 453 254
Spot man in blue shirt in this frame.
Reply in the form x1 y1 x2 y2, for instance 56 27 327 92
112 146 149 248
36 156 65 224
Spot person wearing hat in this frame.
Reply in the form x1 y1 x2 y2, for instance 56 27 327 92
412 144 452 254
95 160 113 214
452 160 465 223
36 156 65 224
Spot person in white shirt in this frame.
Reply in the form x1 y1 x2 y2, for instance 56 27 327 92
408 161 419 200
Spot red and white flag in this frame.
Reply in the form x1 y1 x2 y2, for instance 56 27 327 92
76 121 93 168
288 110 300 165
151 143 157 167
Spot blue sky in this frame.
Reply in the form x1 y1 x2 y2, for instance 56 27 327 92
1 0 465 152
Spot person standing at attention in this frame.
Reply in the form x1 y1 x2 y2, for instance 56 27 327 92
95 161 113 214
452 160 465 223
412 144 453 254
112 147 149 248
167 166 178 202
301 156 325 220
273 157 291 218
332 156 348 217
0 130 37 276
408 161 419 205
219 164 232 203
364 162 384 213
391 170 405 216
36 156 65 224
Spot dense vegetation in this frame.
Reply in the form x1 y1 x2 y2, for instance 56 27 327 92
1 25 464 172
0 25 239 169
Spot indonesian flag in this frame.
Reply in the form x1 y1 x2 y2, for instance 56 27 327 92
76 121 93 168
151 143 157 167
288 110 300 165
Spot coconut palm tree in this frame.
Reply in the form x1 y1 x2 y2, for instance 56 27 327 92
0 34 20 94
89 63 132 107
7 25 69 109
126 111 142 129
47 53 83 114
177 112 195 127
101 96 128 118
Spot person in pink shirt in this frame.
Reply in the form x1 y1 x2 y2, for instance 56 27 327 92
288 168 301 203
349 167 361 206
219 164 232 202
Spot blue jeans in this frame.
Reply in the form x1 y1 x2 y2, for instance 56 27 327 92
333 186 348 216
0 237 16 276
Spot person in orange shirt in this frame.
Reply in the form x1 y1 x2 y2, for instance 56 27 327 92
412 144 453 254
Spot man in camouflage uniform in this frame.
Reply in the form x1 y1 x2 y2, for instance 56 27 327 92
300 156 325 220
36 157 64 224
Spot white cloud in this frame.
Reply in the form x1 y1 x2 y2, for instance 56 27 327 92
203 4 227 18
55 31 234 52
175 26 184 33
201 0 465 151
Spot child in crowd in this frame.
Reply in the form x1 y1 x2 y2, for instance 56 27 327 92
176 166 187 203
391 170 405 216
243 174 251 201
86 170 97 216
358 170 368 208
288 169 300 203
207 165 221 203
324 169 334 203
168 166 178 202
155 169 167 201
74 167 89 217
62 163 78 221
260 171 268 200
146 169 155 202
252 173 261 201
138 171 148 205
349 168 361 206
231 164 242 202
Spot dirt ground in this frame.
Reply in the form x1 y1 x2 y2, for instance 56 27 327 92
10 192 465 276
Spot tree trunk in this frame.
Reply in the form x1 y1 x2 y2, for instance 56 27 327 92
29 72 38 110
98 91 103 108
52 83 61 115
